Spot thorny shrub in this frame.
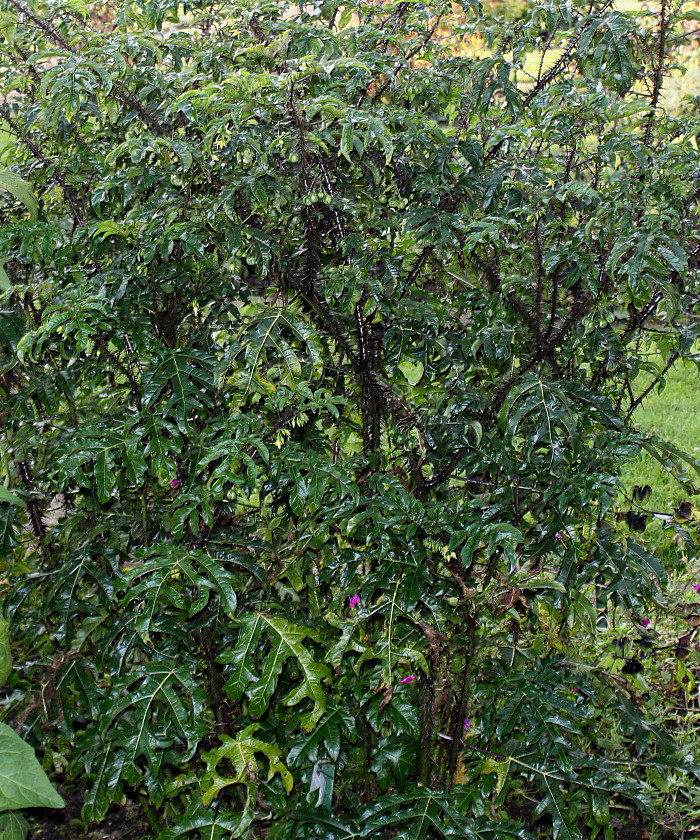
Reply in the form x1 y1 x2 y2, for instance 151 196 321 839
2 0 700 836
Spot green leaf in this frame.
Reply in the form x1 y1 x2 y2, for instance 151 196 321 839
92 220 131 239
480 757 511 797
78 663 208 821
0 260 9 292
94 450 116 504
397 359 424 385
156 805 246 840
287 706 352 766
122 545 242 642
220 613 330 731
0 169 37 220
0 723 64 810
228 309 324 395
0 488 23 507
646 765 669 792
358 788 475 839
340 120 354 162
201 723 293 807
0 812 29 840
143 350 215 433
522 578 567 593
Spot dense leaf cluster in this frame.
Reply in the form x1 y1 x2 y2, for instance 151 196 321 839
2 0 700 836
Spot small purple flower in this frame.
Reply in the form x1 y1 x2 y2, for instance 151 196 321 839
170 478 180 488
463 717 471 731
571 688 580 695
693 584 700 594
399 675 416 684
348 595 361 609
640 619 651 628
555 532 562 542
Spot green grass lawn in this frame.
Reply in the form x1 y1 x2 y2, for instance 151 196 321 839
625 361 700 502
623 359 700 564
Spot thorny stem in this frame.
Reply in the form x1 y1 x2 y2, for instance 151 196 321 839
643 0 669 147
447 610 477 782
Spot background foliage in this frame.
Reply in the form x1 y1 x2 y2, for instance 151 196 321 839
2 0 700 836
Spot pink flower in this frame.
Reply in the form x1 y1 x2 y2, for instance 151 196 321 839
693 585 700 594
170 479 180 488
399 675 415 684
555 533 562 541
463 717 471 731
640 619 651 628
348 595 361 609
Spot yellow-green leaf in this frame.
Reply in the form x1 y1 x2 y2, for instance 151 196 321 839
0 169 37 220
